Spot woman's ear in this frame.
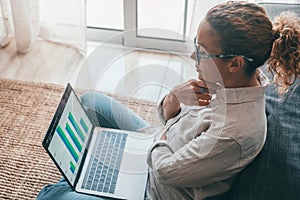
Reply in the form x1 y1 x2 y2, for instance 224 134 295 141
228 57 245 73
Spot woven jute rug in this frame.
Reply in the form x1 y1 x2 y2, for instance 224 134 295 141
0 78 160 199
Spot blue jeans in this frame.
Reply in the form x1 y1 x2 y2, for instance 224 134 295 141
37 92 148 200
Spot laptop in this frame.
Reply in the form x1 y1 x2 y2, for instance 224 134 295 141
42 83 154 200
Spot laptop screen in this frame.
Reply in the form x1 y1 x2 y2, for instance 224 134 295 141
43 84 93 185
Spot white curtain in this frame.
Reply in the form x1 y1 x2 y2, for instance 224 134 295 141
0 0 39 52
39 0 86 54
0 0 86 54
0 0 12 47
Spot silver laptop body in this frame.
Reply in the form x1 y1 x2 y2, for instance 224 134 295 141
43 83 153 200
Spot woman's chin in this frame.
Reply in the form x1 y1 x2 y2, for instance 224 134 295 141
198 74 205 81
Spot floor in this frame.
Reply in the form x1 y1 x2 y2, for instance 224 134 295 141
0 40 197 103
81 42 197 102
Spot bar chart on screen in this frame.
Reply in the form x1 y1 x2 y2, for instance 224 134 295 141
55 112 89 174
48 102 91 184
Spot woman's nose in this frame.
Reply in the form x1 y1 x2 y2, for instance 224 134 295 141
190 51 196 61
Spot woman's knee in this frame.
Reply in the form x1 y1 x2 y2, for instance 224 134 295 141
80 91 148 131
80 92 113 111
80 92 98 111
36 180 71 200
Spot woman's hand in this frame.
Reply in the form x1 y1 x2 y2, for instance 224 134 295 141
162 79 219 121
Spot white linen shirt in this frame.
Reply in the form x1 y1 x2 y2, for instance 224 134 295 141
144 71 269 200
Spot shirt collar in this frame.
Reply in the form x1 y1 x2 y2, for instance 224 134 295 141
216 69 269 104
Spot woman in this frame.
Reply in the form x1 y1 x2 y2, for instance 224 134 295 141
223 8 300 200
37 1 300 199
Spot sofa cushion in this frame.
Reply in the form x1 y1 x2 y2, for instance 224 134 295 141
224 78 300 200
259 2 300 21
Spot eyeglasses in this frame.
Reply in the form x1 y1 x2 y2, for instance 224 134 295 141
193 37 254 65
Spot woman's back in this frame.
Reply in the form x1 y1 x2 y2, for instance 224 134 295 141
224 68 300 200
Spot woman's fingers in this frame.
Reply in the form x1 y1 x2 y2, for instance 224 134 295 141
171 79 221 107
192 79 222 95
196 93 211 106
189 79 222 106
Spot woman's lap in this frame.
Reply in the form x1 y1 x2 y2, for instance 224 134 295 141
80 92 148 131
36 178 110 200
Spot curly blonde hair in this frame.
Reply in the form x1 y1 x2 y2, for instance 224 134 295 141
268 11 300 94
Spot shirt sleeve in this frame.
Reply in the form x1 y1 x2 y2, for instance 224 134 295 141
147 140 174 169
147 131 242 188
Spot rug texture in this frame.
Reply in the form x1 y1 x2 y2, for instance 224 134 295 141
0 78 160 199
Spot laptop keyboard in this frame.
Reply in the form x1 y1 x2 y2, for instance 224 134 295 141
82 130 127 194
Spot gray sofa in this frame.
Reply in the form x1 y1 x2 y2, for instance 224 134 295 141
221 3 300 200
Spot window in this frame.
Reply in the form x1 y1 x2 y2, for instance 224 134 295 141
86 0 300 53
86 0 195 53
86 0 124 30
137 0 187 41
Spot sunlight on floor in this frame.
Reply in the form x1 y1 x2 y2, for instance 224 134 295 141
0 40 197 103
78 41 197 102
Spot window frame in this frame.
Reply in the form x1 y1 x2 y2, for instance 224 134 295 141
87 0 192 54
